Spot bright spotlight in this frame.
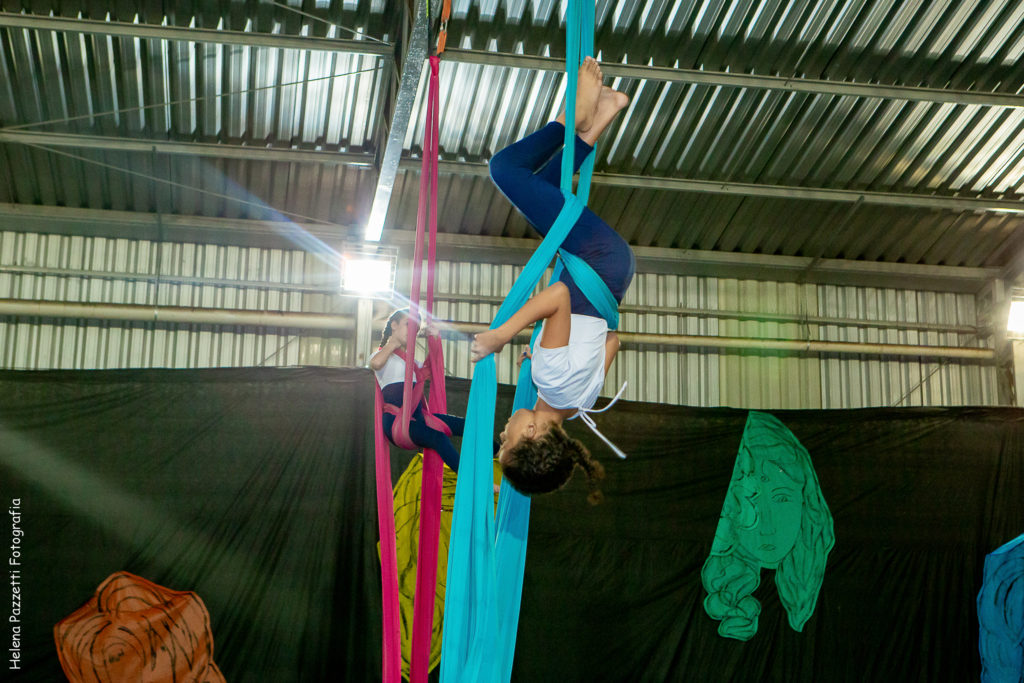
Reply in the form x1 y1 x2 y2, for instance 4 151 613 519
341 254 394 295
1008 297 1024 335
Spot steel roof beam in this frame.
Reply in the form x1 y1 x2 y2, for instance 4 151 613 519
0 204 1000 293
592 172 1024 214
386 228 999 294
364 0 430 241
0 130 375 166
443 49 1024 109
431 160 1024 214
5 130 1022 214
0 298 357 331
0 12 393 56
0 202 359 244
0 262 982 334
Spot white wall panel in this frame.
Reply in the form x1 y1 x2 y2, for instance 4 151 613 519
432 263 998 410
0 231 1000 408
0 231 354 370
815 286 991 407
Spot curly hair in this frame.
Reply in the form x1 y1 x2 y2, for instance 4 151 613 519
500 423 605 504
379 308 409 348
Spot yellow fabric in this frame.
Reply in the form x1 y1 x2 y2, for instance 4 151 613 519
385 454 502 680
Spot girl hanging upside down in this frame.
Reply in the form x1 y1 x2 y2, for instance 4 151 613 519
371 309 466 472
471 57 635 503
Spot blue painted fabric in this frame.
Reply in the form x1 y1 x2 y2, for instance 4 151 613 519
977 533 1024 683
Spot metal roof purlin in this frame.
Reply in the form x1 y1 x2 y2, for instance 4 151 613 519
0 130 375 166
591 173 1024 214
364 0 430 241
0 12 393 56
5 129 1020 214
430 160 1024 214
0 203 998 292
442 49 1024 109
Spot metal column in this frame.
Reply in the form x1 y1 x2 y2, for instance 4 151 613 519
353 298 376 366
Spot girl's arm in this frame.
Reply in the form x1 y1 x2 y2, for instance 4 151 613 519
603 331 620 375
471 282 571 361
369 337 401 371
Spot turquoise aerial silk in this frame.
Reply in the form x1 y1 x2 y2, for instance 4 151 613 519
439 2 615 682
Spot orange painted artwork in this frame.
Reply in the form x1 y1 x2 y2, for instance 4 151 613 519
54 571 225 683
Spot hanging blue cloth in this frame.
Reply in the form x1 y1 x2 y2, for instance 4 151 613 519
977 533 1024 682
440 3 612 682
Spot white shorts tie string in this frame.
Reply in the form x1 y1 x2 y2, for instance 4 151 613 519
570 381 628 459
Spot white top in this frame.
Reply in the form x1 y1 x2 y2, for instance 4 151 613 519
370 348 421 389
531 314 608 411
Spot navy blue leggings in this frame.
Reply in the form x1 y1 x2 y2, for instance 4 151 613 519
381 382 464 472
489 121 635 317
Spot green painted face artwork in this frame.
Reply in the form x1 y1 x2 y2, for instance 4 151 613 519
702 411 836 641
732 458 804 567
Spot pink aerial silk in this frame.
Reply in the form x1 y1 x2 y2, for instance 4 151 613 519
373 54 445 683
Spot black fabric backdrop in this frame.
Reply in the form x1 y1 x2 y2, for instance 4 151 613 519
1 367 1021 682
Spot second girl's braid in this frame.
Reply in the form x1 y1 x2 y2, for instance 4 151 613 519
379 309 409 348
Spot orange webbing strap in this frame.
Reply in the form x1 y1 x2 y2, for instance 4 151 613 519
436 0 452 55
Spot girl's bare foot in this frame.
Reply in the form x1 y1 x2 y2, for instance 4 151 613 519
557 57 603 134
471 329 506 363
578 86 630 146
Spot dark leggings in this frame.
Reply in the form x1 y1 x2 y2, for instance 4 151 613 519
381 382 464 472
489 121 635 316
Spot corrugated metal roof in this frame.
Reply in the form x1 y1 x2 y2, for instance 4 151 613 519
2 0 1024 273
